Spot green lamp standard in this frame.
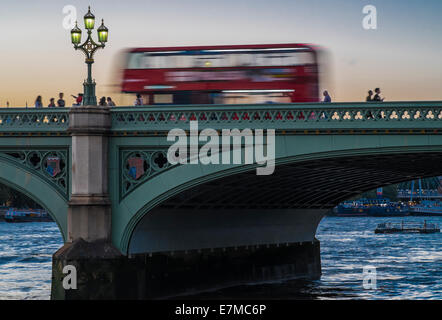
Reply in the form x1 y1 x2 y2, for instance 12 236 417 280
70 6 109 106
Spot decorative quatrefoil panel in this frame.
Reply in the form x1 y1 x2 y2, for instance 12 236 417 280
0 149 69 198
121 149 171 199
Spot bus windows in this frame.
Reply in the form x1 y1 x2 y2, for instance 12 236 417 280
200 55 225 68
149 54 170 68
127 49 315 70
294 52 314 65
127 52 144 69
252 51 314 67
175 55 192 68
228 53 253 67
192 55 206 68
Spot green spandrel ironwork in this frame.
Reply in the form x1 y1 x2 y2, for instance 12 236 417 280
110 101 442 132
0 149 69 199
0 108 69 132
120 149 171 199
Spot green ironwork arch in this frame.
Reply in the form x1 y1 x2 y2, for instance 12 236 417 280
0 158 68 240
115 143 442 254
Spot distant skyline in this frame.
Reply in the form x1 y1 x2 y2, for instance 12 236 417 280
1 0 442 106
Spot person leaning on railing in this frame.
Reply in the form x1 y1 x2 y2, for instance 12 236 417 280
71 93 83 106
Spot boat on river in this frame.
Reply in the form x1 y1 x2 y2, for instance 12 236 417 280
4 208 52 223
398 178 442 216
409 200 442 216
331 198 409 217
375 221 440 234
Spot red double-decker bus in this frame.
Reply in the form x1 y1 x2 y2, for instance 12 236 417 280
121 43 321 105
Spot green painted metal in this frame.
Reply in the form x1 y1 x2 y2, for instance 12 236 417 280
111 101 442 132
0 149 69 198
0 108 69 132
120 149 171 200
1 101 441 133
71 7 107 106
83 62 97 106
0 137 71 240
109 134 442 253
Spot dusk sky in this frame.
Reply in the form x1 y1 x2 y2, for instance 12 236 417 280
1 0 442 106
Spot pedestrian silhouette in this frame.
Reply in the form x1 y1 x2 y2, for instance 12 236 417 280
99 96 107 106
48 98 56 108
373 88 384 102
134 94 143 106
107 97 116 106
71 93 83 106
322 90 332 103
35 96 43 108
57 92 66 107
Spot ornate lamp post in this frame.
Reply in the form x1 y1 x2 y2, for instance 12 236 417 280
70 6 109 106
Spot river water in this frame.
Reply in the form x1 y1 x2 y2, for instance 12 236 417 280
0 216 441 300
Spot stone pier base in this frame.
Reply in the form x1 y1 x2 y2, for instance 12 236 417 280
51 239 138 300
51 238 321 300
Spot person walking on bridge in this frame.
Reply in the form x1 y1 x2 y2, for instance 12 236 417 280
322 90 332 103
107 97 116 107
34 96 43 108
99 96 108 106
134 94 144 106
366 90 373 102
57 92 66 107
48 98 56 108
373 88 384 102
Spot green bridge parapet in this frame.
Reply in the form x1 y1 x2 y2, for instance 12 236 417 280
0 108 70 133
1 101 442 133
110 101 442 132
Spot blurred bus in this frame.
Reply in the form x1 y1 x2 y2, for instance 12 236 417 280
121 43 321 105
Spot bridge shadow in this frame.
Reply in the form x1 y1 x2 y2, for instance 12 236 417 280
159 152 442 210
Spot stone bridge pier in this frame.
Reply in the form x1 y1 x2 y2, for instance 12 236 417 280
51 106 135 300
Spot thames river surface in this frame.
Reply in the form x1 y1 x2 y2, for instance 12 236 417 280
0 216 441 300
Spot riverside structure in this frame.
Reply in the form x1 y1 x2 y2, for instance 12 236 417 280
0 101 441 298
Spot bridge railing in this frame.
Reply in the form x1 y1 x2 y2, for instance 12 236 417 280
110 101 442 132
2 101 442 133
0 108 69 132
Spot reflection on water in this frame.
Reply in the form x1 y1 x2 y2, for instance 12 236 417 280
0 216 441 299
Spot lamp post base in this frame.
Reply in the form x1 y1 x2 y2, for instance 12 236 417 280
83 80 97 106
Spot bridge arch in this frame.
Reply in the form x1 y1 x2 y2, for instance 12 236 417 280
113 132 442 254
0 158 68 240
